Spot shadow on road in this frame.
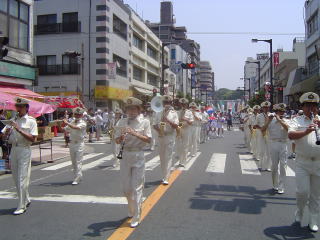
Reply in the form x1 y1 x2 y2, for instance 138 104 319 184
0 208 16 216
145 180 162 189
83 217 127 237
38 181 72 187
190 184 296 214
264 223 315 240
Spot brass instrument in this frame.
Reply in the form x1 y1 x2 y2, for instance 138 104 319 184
159 122 166 137
311 113 320 145
176 122 183 138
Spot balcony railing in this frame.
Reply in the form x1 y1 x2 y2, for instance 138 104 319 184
148 79 158 87
38 64 81 75
34 22 81 35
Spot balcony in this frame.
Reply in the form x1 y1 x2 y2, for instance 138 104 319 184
34 22 81 35
38 64 81 75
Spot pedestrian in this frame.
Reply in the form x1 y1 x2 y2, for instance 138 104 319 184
200 107 209 143
250 105 260 159
153 95 179 185
63 107 87 185
115 97 151 228
265 103 289 194
288 92 320 232
226 108 233 131
177 98 194 167
243 108 253 152
216 111 224 138
86 108 96 143
102 108 109 132
254 101 272 171
2 97 38 215
95 109 103 141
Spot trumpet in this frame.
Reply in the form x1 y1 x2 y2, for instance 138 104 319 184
311 113 320 145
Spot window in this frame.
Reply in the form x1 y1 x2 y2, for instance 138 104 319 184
62 54 79 74
147 73 158 87
96 58 109 64
37 55 57 75
96 5 109 11
160 26 169 30
133 34 143 50
113 54 127 77
36 14 58 34
96 80 107 86
147 45 157 60
96 26 108 32
133 66 143 81
171 49 176 60
308 12 318 37
37 14 57 24
62 12 79 32
113 14 127 40
96 36 109 43
96 15 108 21
96 47 109 53
308 54 318 75
0 0 30 50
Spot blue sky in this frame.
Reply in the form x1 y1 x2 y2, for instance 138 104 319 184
124 0 306 90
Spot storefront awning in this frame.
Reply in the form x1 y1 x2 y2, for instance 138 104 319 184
133 86 153 96
0 86 43 98
289 74 319 95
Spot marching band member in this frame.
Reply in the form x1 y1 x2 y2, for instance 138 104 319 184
254 101 271 171
288 92 320 232
146 107 157 151
250 105 260 159
200 107 209 143
189 102 201 156
110 108 123 167
153 95 179 185
115 97 151 228
265 103 289 194
243 108 253 152
63 107 87 185
2 97 38 215
177 98 194 167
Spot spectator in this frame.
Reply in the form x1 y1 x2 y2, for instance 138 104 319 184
95 109 104 141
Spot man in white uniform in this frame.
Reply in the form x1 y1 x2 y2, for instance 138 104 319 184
200 107 209 143
288 92 320 232
115 97 151 228
243 108 253 152
254 101 271 171
265 103 289 194
178 98 194 166
63 107 87 185
250 105 260 159
2 97 38 215
146 107 157 151
189 102 201 156
154 95 179 185
110 108 122 167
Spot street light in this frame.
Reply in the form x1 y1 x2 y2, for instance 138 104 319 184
251 38 273 106
246 60 261 91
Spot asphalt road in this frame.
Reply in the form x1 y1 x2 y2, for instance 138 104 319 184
0 128 319 240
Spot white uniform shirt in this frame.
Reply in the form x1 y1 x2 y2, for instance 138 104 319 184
268 118 288 141
115 115 152 149
249 114 257 127
179 109 194 127
193 111 203 126
102 111 109 123
64 119 87 142
154 107 179 134
2 114 38 146
288 115 320 158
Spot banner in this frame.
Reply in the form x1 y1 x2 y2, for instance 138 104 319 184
107 63 117 79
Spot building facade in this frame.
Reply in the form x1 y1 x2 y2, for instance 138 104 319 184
33 0 132 109
199 61 213 104
0 0 37 92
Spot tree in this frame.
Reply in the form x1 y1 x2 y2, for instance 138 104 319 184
214 88 244 100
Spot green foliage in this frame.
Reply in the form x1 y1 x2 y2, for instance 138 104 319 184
176 91 184 99
214 88 245 100
248 90 265 107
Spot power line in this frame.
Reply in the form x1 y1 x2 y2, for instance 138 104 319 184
185 32 305 36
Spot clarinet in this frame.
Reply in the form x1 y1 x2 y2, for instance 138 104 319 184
311 113 320 145
117 133 127 159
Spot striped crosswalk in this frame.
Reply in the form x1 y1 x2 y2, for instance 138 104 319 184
40 150 297 177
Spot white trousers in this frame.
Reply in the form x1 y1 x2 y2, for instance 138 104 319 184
150 129 157 149
10 146 32 210
158 134 175 182
178 127 191 165
244 126 251 151
251 131 258 158
69 142 84 179
256 131 271 169
295 156 320 219
269 141 287 190
120 151 145 220
189 126 198 156
111 140 120 166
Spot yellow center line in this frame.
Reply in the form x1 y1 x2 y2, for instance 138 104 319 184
107 169 182 240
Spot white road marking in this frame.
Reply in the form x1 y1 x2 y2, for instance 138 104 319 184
0 191 127 205
286 166 295 177
145 156 160 170
239 154 261 175
173 152 201 171
41 153 103 171
206 153 227 173
82 154 113 171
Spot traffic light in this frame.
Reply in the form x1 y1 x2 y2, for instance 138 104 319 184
0 36 9 59
181 62 196 69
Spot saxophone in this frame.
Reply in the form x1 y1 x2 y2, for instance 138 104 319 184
159 108 169 137
176 109 186 138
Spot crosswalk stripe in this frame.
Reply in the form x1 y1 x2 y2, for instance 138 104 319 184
182 152 201 171
0 191 127 205
41 153 103 171
145 156 160 171
82 154 113 171
206 153 227 173
286 166 295 177
239 154 261 175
